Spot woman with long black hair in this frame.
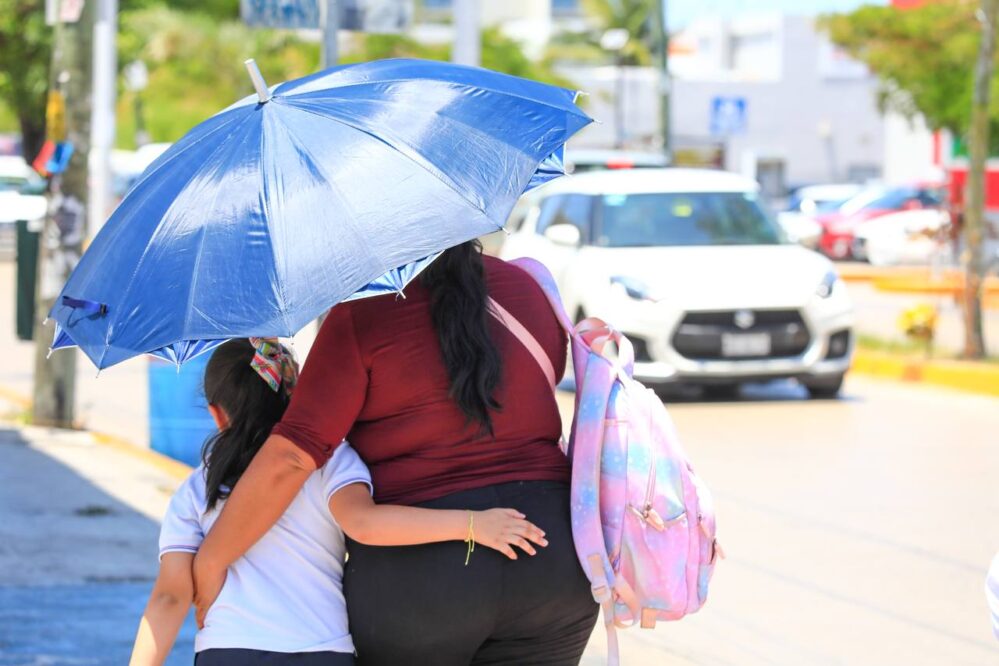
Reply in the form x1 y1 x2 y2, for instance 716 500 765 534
192 241 598 664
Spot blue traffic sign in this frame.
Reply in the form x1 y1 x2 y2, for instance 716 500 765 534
710 96 747 136
241 0 412 31
241 0 320 29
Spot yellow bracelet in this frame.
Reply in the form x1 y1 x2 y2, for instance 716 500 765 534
464 510 475 566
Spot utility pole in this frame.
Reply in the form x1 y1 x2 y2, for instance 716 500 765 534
652 0 671 161
963 0 998 359
321 0 339 68
32 0 94 427
452 0 480 67
89 0 117 236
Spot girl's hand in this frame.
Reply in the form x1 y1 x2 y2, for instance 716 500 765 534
473 509 548 560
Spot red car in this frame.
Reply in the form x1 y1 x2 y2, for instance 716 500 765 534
816 184 945 259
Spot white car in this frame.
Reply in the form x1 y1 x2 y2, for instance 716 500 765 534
852 209 951 266
0 156 47 227
500 169 855 398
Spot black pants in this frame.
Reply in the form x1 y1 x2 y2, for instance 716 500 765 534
344 481 599 666
195 649 354 665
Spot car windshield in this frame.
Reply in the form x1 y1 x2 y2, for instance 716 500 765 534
0 175 27 193
838 186 941 215
814 197 853 213
595 191 783 248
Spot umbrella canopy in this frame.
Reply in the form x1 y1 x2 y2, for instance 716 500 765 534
49 58 592 369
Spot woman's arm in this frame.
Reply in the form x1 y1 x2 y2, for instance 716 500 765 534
130 553 195 666
192 434 315 626
329 483 548 560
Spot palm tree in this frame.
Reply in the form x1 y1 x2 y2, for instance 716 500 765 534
546 0 655 66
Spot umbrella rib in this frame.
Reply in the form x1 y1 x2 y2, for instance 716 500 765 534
257 113 296 339
280 101 491 220
282 76 591 122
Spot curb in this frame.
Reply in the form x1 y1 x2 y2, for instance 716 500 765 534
851 351 999 398
92 431 193 481
0 386 193 482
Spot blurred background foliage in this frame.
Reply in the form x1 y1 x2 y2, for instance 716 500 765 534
0 0 575 152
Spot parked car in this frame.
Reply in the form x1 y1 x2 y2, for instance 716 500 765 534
500 169 855 398
0 156 47 227
852 209 951 266
816 183 944 260
564 149 668 174
778 183 863 248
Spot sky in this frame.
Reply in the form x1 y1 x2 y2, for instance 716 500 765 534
668 0 889 27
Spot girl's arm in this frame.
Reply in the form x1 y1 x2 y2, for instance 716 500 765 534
130 553 195 666
329 483 549 560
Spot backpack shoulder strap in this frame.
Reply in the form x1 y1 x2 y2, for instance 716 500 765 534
487 296 556 388
508 257 575 332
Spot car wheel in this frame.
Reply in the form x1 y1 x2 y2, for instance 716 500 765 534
702 384 741 401
803 373 844 399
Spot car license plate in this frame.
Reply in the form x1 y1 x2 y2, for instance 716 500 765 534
721 333 771 357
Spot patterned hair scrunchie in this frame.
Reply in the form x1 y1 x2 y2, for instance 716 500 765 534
249 337 299 396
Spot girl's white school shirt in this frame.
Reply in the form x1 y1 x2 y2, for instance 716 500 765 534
159 443 370 655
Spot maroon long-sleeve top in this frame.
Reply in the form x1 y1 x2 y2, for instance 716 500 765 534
272 255 570 505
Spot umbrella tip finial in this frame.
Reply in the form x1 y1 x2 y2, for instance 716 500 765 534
245 59 271 104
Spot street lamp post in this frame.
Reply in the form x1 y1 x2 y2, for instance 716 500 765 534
124 60 149 147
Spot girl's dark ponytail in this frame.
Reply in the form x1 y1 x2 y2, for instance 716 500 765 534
201 339 293 510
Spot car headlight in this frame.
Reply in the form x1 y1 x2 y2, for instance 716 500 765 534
816 270 840 298
610 275 657 301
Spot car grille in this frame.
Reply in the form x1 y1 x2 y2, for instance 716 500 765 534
671 309 811 360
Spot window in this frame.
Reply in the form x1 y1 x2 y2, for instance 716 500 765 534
536 194 593 241
595 192 783 248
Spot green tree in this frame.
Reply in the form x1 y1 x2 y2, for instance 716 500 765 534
546 0 655 65
821 0 993 358
117 6 319 146
0 0 53 160
820 2 983 134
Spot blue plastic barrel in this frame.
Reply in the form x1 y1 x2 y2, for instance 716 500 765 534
148 354 217 466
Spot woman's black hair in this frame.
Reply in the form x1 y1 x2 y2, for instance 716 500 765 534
420 240 502 434
201 339 292 510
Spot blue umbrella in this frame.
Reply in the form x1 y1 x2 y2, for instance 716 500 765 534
49 58 592 369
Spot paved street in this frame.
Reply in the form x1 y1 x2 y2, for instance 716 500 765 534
1 375 997 664
583 378 999 665
0 426 194 665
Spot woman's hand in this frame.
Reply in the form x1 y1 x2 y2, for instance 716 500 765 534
473 508 548 560
192 553 227 629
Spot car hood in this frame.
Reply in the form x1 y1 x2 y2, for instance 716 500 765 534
0 192 47 223
581 244 834 309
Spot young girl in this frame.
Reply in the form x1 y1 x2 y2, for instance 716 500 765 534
130 338 548 665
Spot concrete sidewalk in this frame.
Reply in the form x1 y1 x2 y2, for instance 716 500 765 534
0 424 195 665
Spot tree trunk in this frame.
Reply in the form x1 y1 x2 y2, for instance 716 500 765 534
31 2 94 427
963 0 999 359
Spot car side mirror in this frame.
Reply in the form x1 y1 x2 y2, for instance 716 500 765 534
543 224 581 248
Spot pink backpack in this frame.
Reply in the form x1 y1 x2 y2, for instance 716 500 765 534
490 258 721 665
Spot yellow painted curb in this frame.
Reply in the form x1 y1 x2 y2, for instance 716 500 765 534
837 266 924 283
91 431 193 481
851 351 999 398
0 384 193 480
0 386 31 410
